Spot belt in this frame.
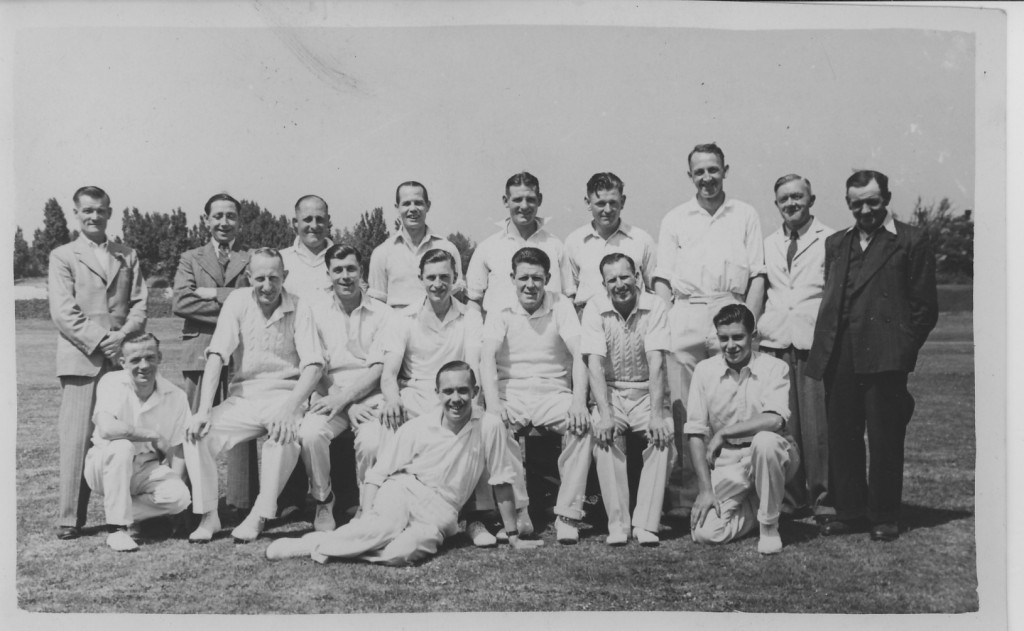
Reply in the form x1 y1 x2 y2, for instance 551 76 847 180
610 380 649 390
673 291 741 305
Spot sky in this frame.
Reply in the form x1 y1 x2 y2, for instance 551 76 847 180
10 7 976 248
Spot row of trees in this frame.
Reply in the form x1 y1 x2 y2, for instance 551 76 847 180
14 198 478 283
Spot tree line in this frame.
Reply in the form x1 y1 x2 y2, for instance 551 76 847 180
14 198 478 285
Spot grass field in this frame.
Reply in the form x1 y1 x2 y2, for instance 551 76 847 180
14 314 978 614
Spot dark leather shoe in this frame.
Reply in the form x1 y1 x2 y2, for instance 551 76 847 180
57 526 81 540
819 518 868 536
870 522 900 542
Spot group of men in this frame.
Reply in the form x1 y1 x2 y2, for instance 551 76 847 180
47 142 937 564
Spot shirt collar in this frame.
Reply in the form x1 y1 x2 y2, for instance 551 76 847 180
291 236 334 259
210 238 237 251
685 196 734 217
331 289 375 315
584 219 632 241
782 217 815 239
417 295 466 325
438 405 484 435
252 287 298 321
78 234 109 249
713 351 763 379
592 290 656 318
391 226 438 245
498 217 547 239
508 290 555 318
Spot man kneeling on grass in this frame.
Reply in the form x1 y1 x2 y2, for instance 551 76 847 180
685 304 800 555
84 332 191 552
266 361 544 565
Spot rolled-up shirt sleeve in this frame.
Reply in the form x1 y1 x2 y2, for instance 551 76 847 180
554 298 582 348
745 210 767 277
758 358 791 423
293 299 326 371
482 309 507 345
682 363 712 438
366 307 401 367
465 247 490 303
643 298 671 353
481 414 517 486
205 290 244 361
579 302 607 358
653 213 678 284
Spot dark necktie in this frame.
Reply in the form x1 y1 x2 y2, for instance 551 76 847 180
786 230 799 271
218 244 230 269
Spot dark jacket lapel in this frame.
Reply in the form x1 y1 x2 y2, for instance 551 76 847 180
851 229 898 295
224 245 250 286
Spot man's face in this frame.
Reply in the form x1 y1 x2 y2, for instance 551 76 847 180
587 188 625 233
504 184 542 229
420 260 454 307
328 254 363 301
511 262 549 312
601 258 639 310
396 185 430 234
293 198 331 251
688 152 728 201
205 200 240 245
247 254 287 308
716 321 754 370
846 178 889 234
74 194 112 240
436 368 478 424
119 340 161 392
774 179 815 233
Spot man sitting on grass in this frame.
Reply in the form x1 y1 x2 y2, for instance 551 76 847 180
84 332 191 552
265 361 543 565
685 304 799 555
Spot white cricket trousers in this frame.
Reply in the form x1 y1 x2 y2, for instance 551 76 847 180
84 440 191 527
691 431 800 544
183 394 300 519
307 473 458 566
592 386 676 534
298 393 387 502
478 380 592 519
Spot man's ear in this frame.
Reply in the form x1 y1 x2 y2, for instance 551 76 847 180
722 164 730 179
807 194 817 209
536 192 544 206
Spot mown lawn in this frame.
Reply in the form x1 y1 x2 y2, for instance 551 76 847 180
14 314 978 614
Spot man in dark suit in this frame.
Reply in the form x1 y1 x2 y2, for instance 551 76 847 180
172 193 254 510
49 185 148 539
806 170 937 542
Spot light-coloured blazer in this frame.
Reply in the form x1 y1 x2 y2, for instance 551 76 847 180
759 218 834 351
48 237 148 378
171 242 250 371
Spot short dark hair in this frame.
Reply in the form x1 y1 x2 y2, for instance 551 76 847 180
586 172 624 197
324 243 363 269
773 174 812 194
511 246 550 276
436 360 477 389
505 171 541 197
294 194 328 214
599 252 636 277
204 193 240 216
712 303 755 334
73 186 109 207
845 170 890 199
395 181 430 205
121 331 161 353
249 246 284 266
419 248 457 275
687 143 725 170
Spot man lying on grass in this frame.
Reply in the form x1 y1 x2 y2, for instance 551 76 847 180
685 304 800 555
266 361 544 565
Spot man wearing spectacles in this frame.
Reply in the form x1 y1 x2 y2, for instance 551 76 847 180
806 170 937 543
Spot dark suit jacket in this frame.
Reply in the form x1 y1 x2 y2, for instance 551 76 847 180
806 220 938 379
172 242 251 371
49 238 148 377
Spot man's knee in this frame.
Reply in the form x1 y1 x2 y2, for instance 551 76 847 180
104 440 136 463
691 519 734 545
298 415 332 450
155 478 192 513
750 431 788 465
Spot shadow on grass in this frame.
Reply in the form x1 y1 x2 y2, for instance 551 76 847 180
900 503 973 532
